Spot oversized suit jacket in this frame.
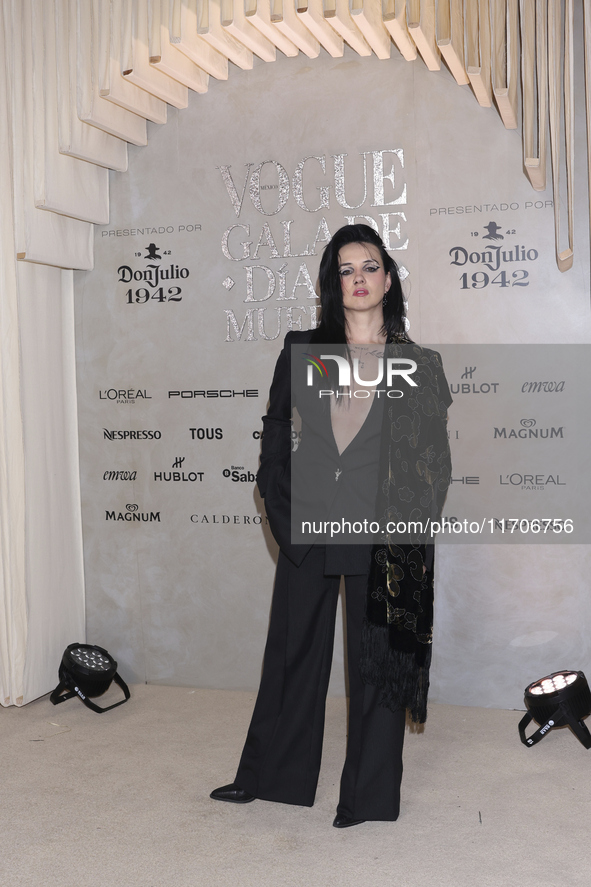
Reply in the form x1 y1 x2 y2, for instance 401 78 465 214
257 330 452 569
256 330 316 567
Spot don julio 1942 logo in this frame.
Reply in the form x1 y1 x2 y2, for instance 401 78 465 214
117 242 190 305
449 221 538 292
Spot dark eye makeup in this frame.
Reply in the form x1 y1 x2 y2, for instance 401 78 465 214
339 263 380 276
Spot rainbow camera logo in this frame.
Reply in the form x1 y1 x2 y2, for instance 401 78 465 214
302 353 329 386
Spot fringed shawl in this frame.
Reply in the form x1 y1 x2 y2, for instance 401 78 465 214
360 344 452 723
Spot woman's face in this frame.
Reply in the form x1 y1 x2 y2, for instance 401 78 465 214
338 242 391 316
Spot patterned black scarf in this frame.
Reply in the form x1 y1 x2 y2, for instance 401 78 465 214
360 344 452 723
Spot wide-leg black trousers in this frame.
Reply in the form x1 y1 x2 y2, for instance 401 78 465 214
235 546 405 820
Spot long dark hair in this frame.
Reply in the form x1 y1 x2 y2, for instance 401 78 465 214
310 224 408 345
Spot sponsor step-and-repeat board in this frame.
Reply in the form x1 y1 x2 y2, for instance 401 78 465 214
440 345 587 542
74 47 591 703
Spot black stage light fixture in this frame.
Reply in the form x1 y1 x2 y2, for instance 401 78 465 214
518 670 591 749
50 643 130 713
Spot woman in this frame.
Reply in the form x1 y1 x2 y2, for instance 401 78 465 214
210 225 452 827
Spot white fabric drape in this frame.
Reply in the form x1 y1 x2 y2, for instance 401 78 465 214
18 264 86 704
0 1 27 706
0 0 86 706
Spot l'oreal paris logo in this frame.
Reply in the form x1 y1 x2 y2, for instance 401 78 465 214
304 354 418 389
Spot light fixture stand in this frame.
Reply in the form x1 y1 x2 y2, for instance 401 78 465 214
50 643 130 713
518 670 591 749
519 700 591 748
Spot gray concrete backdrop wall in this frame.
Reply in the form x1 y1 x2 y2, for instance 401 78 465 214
74 46 591 708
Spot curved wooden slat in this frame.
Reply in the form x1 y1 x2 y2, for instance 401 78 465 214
324 0 371 57
563 0 574 271
172 0 228 80
296 0 344 57
121 0 190 107
382 0 415 60
10 0 94 268
197 0 254 70
583 0 591 292
98 0 168 121
521 0 546 191
436 0 468 85
56 0 128 171
548 0 573 271
351 0 391 59
492 0 519 129
466 0 492 106
32 0 110 225
148 0 209 92
221 0 277 61
246 0 298 57
76 0 148 146
271 0 320 58
407 0 440 71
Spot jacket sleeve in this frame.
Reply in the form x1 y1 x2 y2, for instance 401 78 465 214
431 351 452 521
256 334 293 498
256 332 312 566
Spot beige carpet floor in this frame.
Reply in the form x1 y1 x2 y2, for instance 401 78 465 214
1 684 589 887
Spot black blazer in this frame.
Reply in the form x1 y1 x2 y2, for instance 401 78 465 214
257 331 383 571
256 330 313 566
257 331 452 569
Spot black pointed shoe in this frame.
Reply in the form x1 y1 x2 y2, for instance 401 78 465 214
333 813 366 828
210 783 255 804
